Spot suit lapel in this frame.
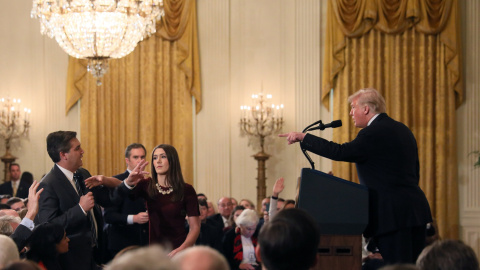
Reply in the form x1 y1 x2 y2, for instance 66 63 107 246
52 165 80 201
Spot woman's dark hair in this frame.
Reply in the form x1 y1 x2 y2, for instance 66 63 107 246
20 172 34 186
26 223 65 262
228 205 246 227
148 144 185 202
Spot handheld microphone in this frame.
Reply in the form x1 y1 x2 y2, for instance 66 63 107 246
307 120 342 131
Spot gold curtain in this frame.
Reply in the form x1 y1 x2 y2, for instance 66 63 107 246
323 0 462 239
65 0 201 184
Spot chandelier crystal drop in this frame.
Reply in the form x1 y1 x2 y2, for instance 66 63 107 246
31 0 164 85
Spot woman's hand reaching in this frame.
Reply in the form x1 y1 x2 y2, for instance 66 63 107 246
125 159 150 186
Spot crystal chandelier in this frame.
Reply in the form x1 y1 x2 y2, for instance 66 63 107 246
31 0 164 85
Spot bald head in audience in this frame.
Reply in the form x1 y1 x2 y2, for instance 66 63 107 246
0 234 20 268
173 246 229 270
105 245 177 270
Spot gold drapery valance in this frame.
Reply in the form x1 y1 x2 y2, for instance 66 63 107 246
64 0 201 184
323 0 462 108
323 0 462 239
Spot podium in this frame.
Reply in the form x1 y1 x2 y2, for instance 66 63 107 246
296 168 369 270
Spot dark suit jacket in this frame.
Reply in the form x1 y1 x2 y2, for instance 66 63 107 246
37 165 112 270
10 223 32 252
0 179 30 199
301 113 432 237
103 170 148 253
206 213 225 233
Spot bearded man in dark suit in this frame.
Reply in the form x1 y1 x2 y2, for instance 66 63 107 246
279 88 432 265
37 131 113 270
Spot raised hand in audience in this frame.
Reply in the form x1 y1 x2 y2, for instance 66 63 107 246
25 181 43 221
272 177 285 198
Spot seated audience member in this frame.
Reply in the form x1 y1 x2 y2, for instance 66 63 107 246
227 205 245 231
416 239 479 270
0 214 21 236
2 260 43 270
1 194 12 204
268 178 285 219
0 163 29 199
173 246 229 270
257 197 271 228
197 193 208 201
0 182 43 252
206 201 216 217
105 245 177 270
222 209 260 270
283 200 295 209
20 172 35 187
379 264 419 270
256 208 320 270
239 199 255 210
231 197 238 208
193 198 222 251
0 234 20 268
9 181 43 253
27 223 70 270
6 197 26 212
207 197 233 232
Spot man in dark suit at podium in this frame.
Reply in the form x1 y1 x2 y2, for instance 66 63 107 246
279 88 432 265
104 143 149 258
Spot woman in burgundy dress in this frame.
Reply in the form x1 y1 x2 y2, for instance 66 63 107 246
86 144 200 257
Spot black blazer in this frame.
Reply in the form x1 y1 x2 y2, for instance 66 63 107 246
10 223 33 252
0 179 30 199
301 113 432 237
37 165 112 270
103 170 148 252
206 213 225 232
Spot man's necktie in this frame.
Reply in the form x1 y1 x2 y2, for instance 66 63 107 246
73 171 98 247
12 182 17 197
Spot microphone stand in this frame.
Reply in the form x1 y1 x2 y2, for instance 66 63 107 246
301 121 322 170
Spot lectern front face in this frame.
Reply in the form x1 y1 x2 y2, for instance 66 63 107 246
296 168 369 235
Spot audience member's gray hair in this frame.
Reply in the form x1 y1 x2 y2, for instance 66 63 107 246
173 246 228 270
0 234 20 268
235 209 259 227
105 245 177 270
416 239 479 270
0 215 21 236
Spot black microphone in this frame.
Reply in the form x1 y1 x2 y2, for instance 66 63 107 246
307 120 342 131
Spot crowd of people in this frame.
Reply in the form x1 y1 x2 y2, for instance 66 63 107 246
0 87 479 269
